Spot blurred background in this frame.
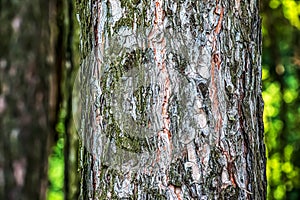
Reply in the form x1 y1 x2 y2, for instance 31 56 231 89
261 0 300 199
0 0 299 199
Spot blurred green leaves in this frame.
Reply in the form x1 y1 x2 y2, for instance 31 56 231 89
47 109 66 200
261 0 300 199
269 0 300 29
281 0 300 29
47 138 64 200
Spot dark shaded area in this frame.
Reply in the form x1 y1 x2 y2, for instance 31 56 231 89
0 0 55 199
0 0 79 199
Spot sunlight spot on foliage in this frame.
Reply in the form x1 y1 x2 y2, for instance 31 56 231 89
284 144 294 161
266 119 283 151
282 0 300 29
269 0 281 9
261 21 269 38
47 191 63 200
47 143 64 200
48 157 64 190
56 138 65 152
269 154 282 184
263 82 281 103
273 119 283 132
287 169 298 180
55 122 65 134
265 106 279 117
263 81 283 154
282 162 293 174
283 89 298 103
59 108 67 119
262 67 269 80
267 159 271 179
274 185 286 200
263 82 281 120
266 132 277 151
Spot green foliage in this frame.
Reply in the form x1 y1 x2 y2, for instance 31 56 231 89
47 109 66 200
261 0 300 199
47 138 64 200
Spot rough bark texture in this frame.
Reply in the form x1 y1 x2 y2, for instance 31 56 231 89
0 0 55 199
77 0 266 199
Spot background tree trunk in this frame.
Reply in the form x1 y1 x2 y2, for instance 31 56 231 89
0 0 58 199
77 0 266 199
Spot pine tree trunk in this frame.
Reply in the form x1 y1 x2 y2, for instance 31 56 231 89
0 0 55 199
77 0 266 199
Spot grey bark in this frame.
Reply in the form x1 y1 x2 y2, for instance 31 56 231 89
77 0 266 199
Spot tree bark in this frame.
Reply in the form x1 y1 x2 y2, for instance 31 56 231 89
77 0 266 199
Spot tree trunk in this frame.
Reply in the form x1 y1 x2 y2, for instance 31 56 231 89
0 1 57 199
77 0 266 199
